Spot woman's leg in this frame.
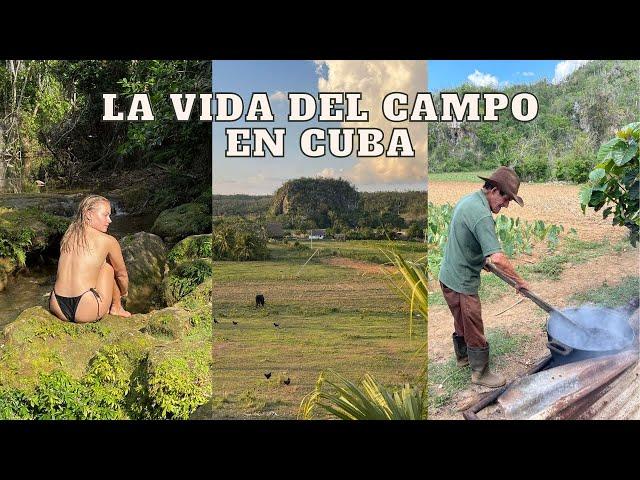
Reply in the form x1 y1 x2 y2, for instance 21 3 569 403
109 273 131 317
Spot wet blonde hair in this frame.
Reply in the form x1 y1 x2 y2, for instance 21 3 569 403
60 194 110 254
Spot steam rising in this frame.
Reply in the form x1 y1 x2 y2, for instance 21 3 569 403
548 306 635 352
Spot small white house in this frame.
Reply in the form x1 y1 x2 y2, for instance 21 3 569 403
308 229 326 240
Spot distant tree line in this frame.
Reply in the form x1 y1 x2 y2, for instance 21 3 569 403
213 178 428 242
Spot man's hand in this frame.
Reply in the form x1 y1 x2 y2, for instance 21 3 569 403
515 279 531 295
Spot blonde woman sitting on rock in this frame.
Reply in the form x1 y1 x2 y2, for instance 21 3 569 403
49 194 131 323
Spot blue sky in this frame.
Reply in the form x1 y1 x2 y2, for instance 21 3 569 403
213 60 349 195
429 60 561 92
213 60 585 195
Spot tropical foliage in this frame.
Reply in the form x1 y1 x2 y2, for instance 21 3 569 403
212 217 269 261
580 121 639 246
0 60 211 213
298 371 424 420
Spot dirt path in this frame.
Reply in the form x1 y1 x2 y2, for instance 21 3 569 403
428 247 639 419
429 181 627 242
320 257 394 275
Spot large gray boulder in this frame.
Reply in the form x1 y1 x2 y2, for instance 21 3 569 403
119 232 167 313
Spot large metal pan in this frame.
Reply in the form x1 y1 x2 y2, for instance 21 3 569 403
484 263 636 364
546 306 635 365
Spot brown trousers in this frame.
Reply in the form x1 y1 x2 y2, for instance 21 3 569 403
440 281 487 348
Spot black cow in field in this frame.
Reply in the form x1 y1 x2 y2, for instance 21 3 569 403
256 294 265 307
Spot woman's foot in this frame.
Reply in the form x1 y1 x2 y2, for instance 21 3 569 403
110 303 132 317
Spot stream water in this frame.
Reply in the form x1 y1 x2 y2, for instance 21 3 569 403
0 205 156 327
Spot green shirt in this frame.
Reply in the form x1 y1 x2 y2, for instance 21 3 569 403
438 190 502 294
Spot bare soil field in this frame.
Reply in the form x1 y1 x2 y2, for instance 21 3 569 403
428 181 627 243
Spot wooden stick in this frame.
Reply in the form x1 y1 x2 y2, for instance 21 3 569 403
494 298 525 316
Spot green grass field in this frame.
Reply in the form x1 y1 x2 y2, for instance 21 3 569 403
212 241 427 419
428 171 494 183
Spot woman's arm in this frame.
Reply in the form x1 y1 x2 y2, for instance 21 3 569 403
106 236 129 297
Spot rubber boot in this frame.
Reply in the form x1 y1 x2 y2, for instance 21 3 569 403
468 345 506 388
452 333 469 367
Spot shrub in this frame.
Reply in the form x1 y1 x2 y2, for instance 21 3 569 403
515 155 550 181
556 153 593 183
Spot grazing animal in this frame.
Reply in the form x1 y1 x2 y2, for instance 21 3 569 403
256 294 265 307
213 318 219 324
283 378 290 385
273 323 279 327
264 372 272 379
232 321 238 325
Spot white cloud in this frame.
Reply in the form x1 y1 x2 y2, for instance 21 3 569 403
467 70 499 88
314 60 327 77
522 71 535 77
317 167 336 178
315 60 427 186
553 60 590 84
269 90 287 102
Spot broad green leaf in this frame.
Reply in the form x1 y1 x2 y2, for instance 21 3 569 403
589 190 606 208
618 142 639 166
588 168 606 183
579 186 593 210
597 138 625 162
612 141 630 166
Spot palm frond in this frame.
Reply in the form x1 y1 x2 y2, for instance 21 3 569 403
299 370 425 420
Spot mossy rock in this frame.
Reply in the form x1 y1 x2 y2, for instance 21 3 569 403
151 203 212 244
0 301 209 419
176 280 213 311
0 306 149 391
162 258 212 306
141 307 194 340
138 341 211 419
120 232 167 314
0 207 70 270
167 234 212 269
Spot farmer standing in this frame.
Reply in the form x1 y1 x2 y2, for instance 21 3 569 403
438 166 530 388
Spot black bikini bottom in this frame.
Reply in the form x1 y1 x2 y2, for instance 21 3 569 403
50 288 102 323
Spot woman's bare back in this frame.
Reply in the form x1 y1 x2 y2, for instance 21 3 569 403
54 229 111 296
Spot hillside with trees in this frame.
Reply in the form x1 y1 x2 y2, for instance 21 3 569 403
213 178 427 240
429 60 639 182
